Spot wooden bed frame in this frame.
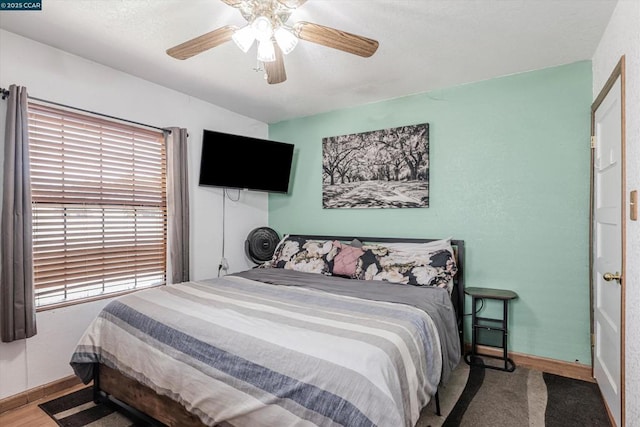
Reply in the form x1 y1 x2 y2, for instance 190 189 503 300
92 235 466 426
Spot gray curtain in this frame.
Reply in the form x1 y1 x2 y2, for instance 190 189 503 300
1 85 36 342
166 127 190 283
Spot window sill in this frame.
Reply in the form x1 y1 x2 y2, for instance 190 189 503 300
35 283 166 312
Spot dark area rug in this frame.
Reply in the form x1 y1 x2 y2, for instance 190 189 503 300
418 361 611 427
40 364 611 427
38 387 146 427
543 372 611 427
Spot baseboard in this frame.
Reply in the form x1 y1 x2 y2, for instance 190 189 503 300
0 375 82 414
465 344 594 383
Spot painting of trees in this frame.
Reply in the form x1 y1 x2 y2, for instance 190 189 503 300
322 123 429 208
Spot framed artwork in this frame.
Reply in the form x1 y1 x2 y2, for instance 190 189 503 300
322 123 429 208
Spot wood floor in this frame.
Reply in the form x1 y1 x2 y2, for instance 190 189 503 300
0 383 86 427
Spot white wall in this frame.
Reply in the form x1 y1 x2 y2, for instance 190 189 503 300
0 30 269 399
591 1 640 425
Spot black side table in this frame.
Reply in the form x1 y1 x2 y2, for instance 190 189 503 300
464 286 518 372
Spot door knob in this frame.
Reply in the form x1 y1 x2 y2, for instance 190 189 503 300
603 272 621 282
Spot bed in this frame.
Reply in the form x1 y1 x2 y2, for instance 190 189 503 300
70 235 465 427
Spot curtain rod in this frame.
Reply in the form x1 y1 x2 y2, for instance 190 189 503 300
0 87 171 134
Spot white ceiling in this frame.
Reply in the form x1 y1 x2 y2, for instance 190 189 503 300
0 0 617 124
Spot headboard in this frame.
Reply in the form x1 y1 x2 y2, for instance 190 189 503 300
287 235 465 353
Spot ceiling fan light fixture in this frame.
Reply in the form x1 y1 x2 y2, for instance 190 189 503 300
232 25 256 53
274 26 298 54
252 15 273 41
257 39 276 62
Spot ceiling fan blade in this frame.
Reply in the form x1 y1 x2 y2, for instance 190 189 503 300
277 0 307 8
264 44 287 84
293 21 379 57
167 25 235 60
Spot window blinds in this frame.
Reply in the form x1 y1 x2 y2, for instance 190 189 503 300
28 103 167 307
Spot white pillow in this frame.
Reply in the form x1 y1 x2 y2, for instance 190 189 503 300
381 237 454 254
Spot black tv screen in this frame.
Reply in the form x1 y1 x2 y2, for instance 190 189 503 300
198 129 294 193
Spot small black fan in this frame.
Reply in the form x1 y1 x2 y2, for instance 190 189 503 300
245 227 280 265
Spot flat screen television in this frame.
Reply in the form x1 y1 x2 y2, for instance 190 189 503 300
198 129 294 193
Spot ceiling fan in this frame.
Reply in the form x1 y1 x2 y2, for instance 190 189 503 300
166 0 379 85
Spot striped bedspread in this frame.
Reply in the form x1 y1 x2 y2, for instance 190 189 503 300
71 271 458 427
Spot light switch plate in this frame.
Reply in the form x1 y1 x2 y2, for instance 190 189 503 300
631 190 638 221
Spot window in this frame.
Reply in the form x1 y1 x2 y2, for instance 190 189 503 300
28 103 167 308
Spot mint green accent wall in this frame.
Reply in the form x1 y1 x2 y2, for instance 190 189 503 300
268 61 592 364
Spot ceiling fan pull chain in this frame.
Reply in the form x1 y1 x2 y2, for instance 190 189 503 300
252 58 264 73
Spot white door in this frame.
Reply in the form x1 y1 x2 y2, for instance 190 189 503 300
592 76 622 427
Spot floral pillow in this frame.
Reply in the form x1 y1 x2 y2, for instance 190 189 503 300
356 244 458 293
270 235 338 275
